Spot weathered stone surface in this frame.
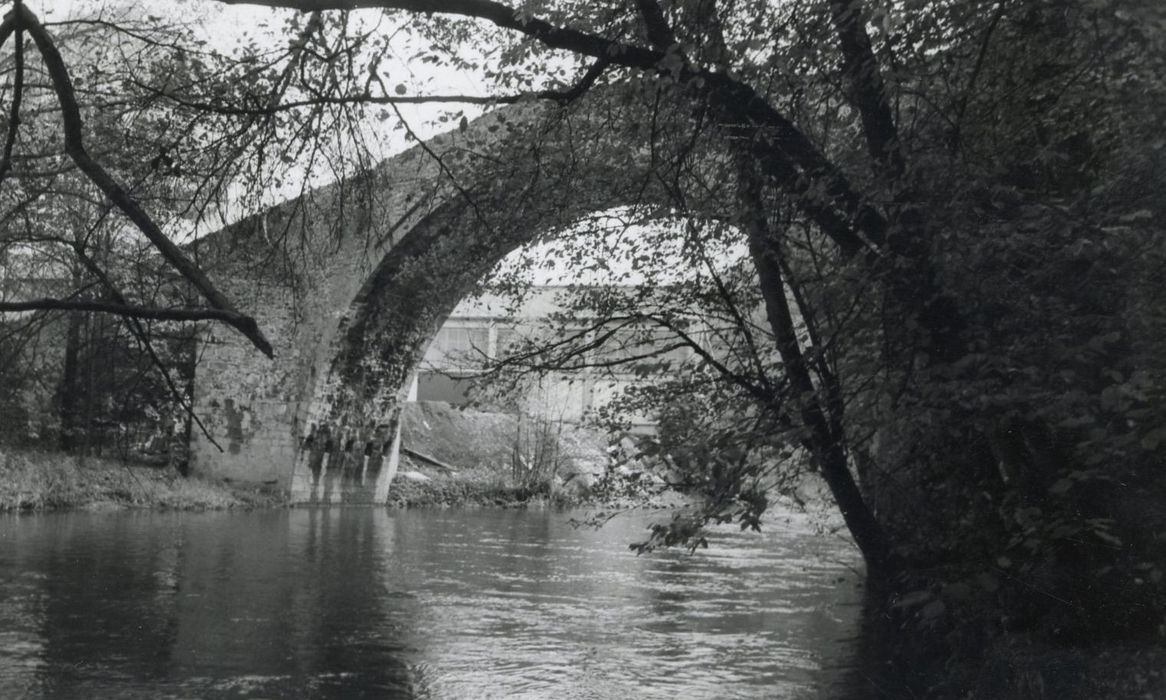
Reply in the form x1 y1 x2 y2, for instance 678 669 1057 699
187 83 727 503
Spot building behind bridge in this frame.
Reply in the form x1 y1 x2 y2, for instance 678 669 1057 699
410 285 695 433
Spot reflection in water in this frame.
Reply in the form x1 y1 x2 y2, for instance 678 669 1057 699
0 507 863 699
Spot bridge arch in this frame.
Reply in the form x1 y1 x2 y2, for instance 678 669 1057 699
189 82 734 502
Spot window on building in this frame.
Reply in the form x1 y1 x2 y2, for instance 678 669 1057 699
423 326 489 369
495 325 576 363
494 327 520 358
597 327 690 370
415 371 478 405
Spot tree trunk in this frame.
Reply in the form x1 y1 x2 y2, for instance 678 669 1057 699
738 161 896 578
56 310 82 452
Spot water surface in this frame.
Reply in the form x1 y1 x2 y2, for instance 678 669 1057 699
0 507 862 698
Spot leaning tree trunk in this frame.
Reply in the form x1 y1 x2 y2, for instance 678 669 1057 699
738 159 896 579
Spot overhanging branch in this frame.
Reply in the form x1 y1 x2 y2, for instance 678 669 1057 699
0 297 267 326
13 5 274 358
216 0 884 260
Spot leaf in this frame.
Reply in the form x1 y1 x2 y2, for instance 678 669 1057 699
920 600 947 619
942 582 972 601
1093 529 1123 547
1140 427 1166 451
1119 210 1154 223
892 590 933 609
975 572 1000 593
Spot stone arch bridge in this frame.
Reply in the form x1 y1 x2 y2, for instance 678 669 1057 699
189 83 731 503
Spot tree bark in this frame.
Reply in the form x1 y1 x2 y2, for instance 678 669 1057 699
738 161 895 577
829 0 905 179
56 309 82 452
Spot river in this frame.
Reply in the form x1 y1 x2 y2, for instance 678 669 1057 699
0 507 866 699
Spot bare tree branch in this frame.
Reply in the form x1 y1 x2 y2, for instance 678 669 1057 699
14 4 274 358
140 50 611 117
217 0 664 65
0 297 262 325
214 0 885 259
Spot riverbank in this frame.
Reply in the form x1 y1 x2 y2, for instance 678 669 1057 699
0 449 285 512
388 401 614 509
386 465 588 508
0 445 654 513
386 453 680 509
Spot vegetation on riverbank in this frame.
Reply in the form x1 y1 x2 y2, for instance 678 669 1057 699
0 449 285 512
835 554 1166 699
852 600 1166 699
389 401 612 509
386 464 588 509
0 399 637 513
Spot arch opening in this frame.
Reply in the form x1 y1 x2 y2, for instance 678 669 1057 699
189 81 741 503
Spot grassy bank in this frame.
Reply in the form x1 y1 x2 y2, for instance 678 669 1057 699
386 463 594 508
0 449 285 512
389 401 611 509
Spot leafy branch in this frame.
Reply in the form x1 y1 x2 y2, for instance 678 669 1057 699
0 3 274 357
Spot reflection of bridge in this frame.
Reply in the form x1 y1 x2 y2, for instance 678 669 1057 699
189 83 726 503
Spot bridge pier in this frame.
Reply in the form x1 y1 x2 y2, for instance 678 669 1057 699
187 398 300 486
289 421 400 504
